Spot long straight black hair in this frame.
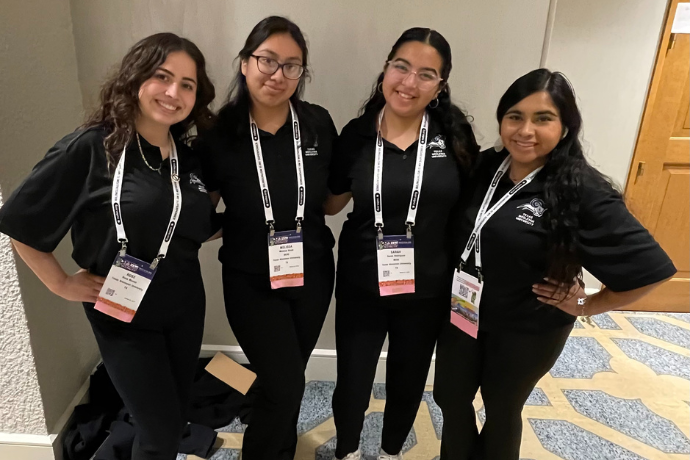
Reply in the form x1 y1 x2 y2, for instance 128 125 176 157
497 68 621 285
214 16 313 137
360 27 479 171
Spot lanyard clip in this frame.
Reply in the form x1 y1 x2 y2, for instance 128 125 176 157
118 239 128 257
405 222 413 239
476 267 484 284
150 255 163 270
376 224 383 241
457 260 465 272
296 217 303 234
268 221 275 237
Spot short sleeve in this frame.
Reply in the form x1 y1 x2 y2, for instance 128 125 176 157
577 173 676 292
328 121 359 195
0 130 95 252
192 134 221 193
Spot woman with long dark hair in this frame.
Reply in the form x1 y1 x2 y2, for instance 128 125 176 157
325 27 479 460
433 68 676 459
195 16 337 460
0 33 216 459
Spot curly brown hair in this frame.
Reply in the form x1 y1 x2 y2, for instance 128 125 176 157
83 32 215 166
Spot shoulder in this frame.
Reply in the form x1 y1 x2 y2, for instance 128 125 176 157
48 126 107 165
294 100 335 133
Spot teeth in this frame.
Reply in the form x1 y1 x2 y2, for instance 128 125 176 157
158 101 177 111
398 92 414 99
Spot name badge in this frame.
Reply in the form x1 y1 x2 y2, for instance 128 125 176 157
268 230 304 289
450 269 483 338
94 253 156 322
376 235 415 296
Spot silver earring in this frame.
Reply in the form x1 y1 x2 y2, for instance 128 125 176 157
377 82 383 93
428 98 439 109
562 127 569 139
494 137 504 152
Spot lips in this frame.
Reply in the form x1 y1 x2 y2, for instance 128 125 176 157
396 90 416 100
513 140 537 148
155 100 180 113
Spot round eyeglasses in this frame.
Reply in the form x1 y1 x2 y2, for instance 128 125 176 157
251 55 305 80
386 60 443 91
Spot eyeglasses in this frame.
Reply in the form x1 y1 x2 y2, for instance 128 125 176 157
251 55 305 80
386 60 443 90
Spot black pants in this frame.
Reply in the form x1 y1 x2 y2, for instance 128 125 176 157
332 296 447 458
222 257 335 460
433 320 573 460
84 278 206 460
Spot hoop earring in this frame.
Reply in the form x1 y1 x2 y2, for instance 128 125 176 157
428 98 439 109
377 82 383 93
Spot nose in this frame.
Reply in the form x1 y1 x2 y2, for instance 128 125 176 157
518 120 535 136
165 82 179 99
401 71 418 88
270 67 286 82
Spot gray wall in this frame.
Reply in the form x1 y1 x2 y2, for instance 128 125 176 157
69 0 551 349
0 0 100 434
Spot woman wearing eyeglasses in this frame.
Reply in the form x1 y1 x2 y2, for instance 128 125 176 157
324 28 479 460
194 16 337 460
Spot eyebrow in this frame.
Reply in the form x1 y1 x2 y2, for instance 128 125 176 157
254 48 302 63
391 58 439 74
505 109 559 117
157 67 197 85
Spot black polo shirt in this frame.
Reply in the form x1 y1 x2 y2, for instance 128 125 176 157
197 100 337 276
329 110 463 301
0 127 216 286
457 148 677 332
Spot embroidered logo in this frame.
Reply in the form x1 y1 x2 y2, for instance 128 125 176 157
189 173 207 193
516 198 546 226
428 134 447 158
305 135 318 156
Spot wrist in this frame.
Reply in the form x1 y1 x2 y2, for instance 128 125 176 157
47 271 69 295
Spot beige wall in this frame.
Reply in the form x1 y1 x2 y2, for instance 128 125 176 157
0 0 100 434
69 0 551 349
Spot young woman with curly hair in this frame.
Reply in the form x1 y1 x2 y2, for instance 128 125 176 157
0 33 216 460
433 68 676 460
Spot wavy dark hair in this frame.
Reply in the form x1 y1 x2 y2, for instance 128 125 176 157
360 27 479 171
215 16 313 137
497 68 620 286
83 32 215 166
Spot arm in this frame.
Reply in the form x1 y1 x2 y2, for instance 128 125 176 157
324 192 352 216
11 239 105 303
532 277 671 317
209 190 221 208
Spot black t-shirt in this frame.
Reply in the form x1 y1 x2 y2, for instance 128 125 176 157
329 110 464 300
0 127 216 287
456 148 677 332
197 100 337 276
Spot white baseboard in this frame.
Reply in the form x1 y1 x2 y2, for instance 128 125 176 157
200 345 436 385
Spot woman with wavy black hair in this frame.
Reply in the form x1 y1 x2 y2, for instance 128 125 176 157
325 27 479 460
433 68 676 460
0 33 216 460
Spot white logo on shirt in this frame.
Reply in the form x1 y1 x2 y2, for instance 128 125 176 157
305 136 319 156
516 198 546 226
428 134 447 158
190 173 207 193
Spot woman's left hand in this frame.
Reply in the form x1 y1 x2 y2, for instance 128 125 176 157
532 278 587 317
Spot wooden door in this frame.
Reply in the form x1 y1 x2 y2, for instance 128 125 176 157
624 0 690 312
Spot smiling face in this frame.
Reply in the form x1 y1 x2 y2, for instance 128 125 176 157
241 32 303 110
500 91 564 169
381 41 443 119
137 51 198 128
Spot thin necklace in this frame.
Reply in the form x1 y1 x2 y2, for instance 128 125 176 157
136 133 162 175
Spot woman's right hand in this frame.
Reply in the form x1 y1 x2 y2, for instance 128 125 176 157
51 269 106 303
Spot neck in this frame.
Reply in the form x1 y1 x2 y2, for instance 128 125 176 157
380 106 424 138
250 98 290 135
135 116 170 159
508 158 546 182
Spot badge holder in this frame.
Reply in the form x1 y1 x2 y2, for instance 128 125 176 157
267 218 305 289
450 262 483 338
376 222 415 296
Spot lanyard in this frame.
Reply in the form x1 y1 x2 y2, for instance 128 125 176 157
460 156 543 280
250 102 305 236
112 133 182 269
373 109 429 239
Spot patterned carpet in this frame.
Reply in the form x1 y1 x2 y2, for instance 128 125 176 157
180 312 690 460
